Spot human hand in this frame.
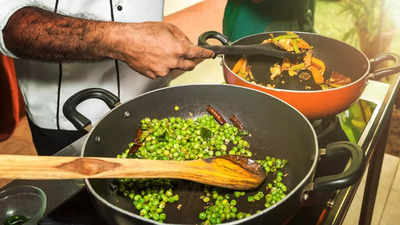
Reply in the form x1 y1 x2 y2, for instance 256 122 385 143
107 22 214 79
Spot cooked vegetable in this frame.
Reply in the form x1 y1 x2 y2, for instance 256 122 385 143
232 57 246 74
270 63 281 80
311 57 326 74
233 32 352 90
116 108 288 224
288 63 305 76
309 65 324 84
297 39 312 49
292 39 300 54
266 32 312 53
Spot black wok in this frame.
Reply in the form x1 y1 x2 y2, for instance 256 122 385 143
63 85 365 225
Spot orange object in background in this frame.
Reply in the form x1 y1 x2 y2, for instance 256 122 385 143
0 55 23 141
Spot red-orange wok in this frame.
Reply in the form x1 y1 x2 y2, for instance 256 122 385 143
199 31 400 119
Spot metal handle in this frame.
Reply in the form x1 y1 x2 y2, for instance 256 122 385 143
63 88 120 132
368 53 400 79
313 141 366 192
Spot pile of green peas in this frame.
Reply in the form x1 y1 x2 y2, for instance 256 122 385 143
198 189 251 225
198 156 288 225
117 112 288 224
116 178 178 222
257 157 288 208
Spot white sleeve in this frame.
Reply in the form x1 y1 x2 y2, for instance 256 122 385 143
0 1 47 58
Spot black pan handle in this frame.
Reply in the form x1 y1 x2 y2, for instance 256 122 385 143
368 53 400 79
63 88 120 132
198 31 231 46
198 31 232 55
312 141 366 192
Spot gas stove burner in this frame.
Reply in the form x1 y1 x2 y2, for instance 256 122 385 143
311 116 340 146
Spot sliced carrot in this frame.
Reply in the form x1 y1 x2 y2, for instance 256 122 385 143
309 65 324 84
297 39 312 49
262 39 272 44
311 57 326 75
239 58 248 75
232 57 246 74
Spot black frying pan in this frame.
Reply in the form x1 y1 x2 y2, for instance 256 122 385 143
63 85 365 225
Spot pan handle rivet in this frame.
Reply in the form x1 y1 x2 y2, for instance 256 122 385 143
123 111 131 118
94 136 101 143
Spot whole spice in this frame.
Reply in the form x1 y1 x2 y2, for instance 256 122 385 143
230 114 245 130
206 105 226 125
128 128 143 154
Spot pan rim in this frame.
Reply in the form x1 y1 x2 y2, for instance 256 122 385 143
223 31 371 93
82 84 319 225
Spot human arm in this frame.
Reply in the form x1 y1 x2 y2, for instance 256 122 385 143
2 7 214 78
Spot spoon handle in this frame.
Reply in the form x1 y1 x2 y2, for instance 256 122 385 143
0 154 182 179
0 155 264 190
204 44 300 60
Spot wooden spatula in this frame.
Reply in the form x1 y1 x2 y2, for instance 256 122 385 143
0 155 266 190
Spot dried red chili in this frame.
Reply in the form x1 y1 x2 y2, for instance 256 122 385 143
128 128 142 154
230 114 244 130
206 105 226 125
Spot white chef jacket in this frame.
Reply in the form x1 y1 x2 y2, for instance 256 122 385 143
0 0 169 130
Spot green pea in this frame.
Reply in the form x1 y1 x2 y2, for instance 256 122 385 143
140 209 148 216
234 191 241 198
199 212 207 220
160 213 166 221
237 212 245 219
248 196 255 202
152 213 160 220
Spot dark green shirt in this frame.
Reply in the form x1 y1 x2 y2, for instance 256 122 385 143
223 0 315 41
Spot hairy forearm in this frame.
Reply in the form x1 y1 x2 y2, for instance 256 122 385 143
3 6 116 61
2 6 214 78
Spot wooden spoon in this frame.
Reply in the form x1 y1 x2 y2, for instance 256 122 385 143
0 155 266 190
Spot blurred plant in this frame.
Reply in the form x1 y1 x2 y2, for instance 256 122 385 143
339 0 395 58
